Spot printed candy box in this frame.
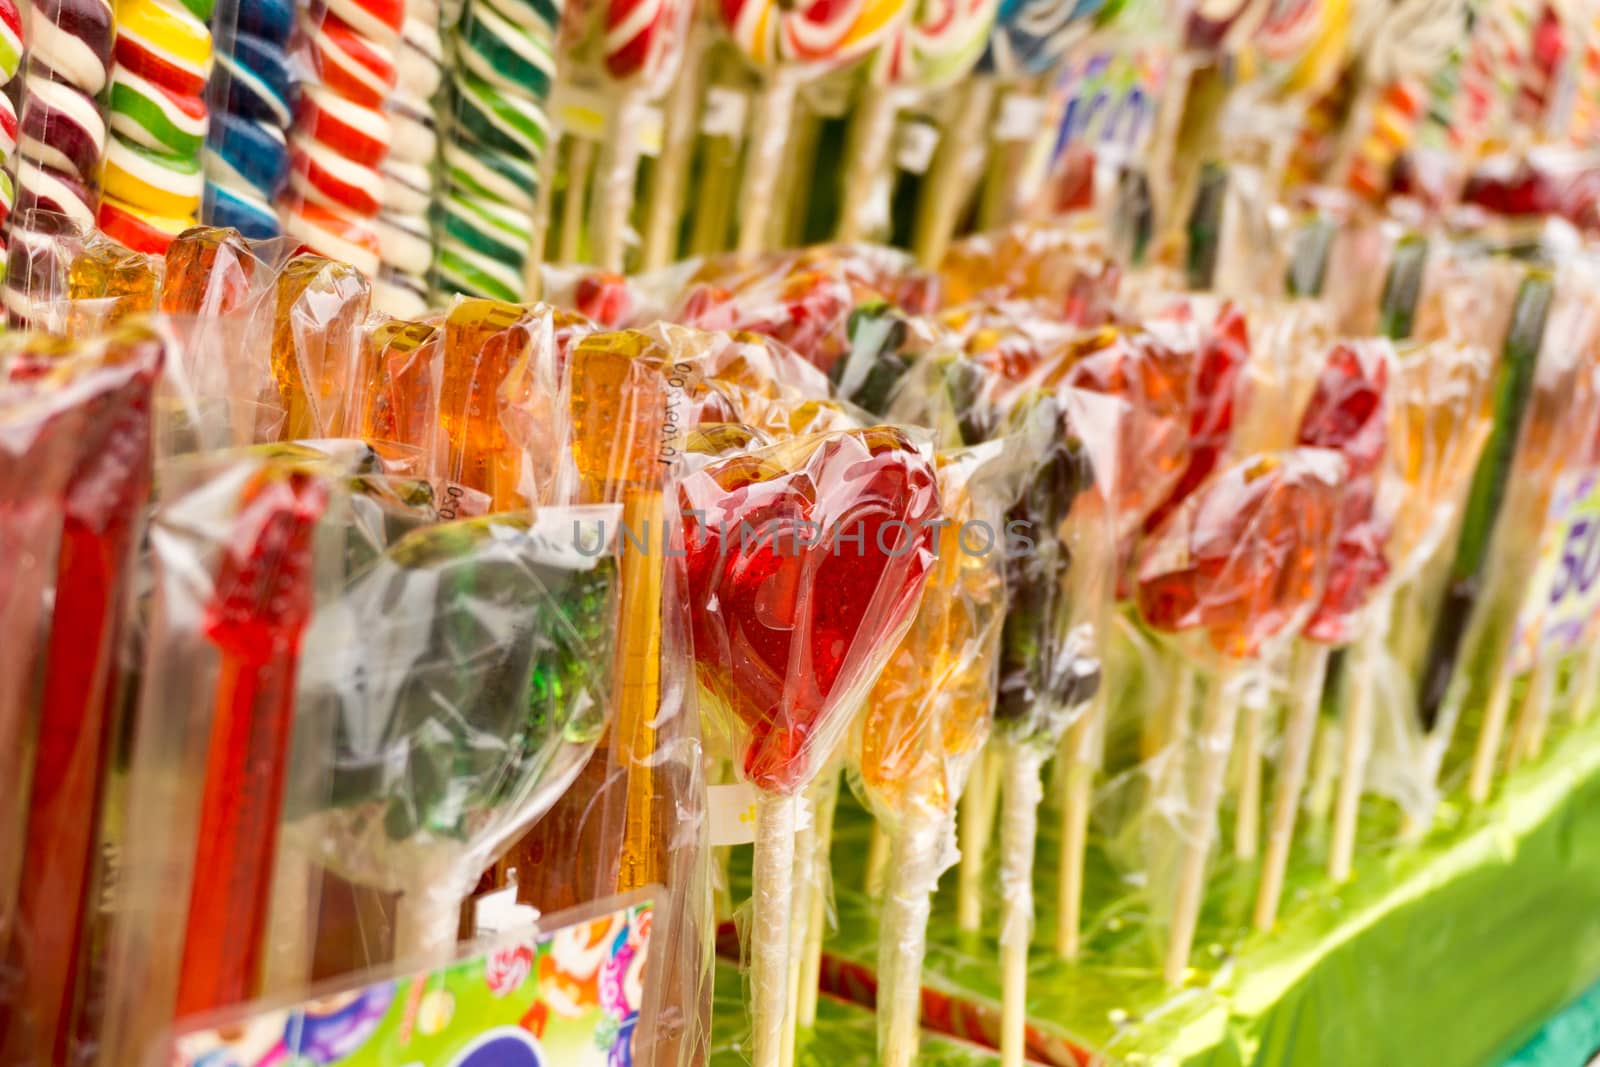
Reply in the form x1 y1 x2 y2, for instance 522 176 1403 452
170 895 654 1067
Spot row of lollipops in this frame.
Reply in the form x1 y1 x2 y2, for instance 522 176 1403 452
8 0 1583 320
6 161 1600 1067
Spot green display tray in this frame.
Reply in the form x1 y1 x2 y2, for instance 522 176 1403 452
708 959 1004 1066
1500 978 1600 1067
798 718 1600 1066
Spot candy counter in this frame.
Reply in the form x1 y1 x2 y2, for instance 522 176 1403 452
5 0 1600 1065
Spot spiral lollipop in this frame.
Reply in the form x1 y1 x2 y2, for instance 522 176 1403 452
3 0 113 322
202 0 297 238
372 0 442 314
98 0 213 250
833 0 1001 243
1138 447 1345 985
282 0 404 277
681 427 938 1067
583 0 693 270
913 0 1103 263
715 0 908 254
854 444 1009 1067
431 0 560 302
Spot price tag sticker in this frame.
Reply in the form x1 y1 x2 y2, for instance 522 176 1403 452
1513 467 1600 670
551 82 612 141
707 782 760 846
706 783 811 845
702 87 749 139
895 120 940 174
997 93 1045 143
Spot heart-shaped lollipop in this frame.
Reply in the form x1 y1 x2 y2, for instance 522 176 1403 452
681 427 941 792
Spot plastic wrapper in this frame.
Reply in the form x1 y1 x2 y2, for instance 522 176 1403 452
938 219 1119 319
97 450 336 1062
1422 261 1600 797
850 440 1016 1067
1 217 163 337
681 426 939 1067
0 324 164 1067
0 347 123 987
1136 446 1346 983
436 299 570 514
354 316 445 468
268 253 372 441
282 506 620 967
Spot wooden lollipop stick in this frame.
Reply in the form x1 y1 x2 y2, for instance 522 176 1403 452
797 769 840 1028
1569 639 1600 723
866 820 891 897
738 71 799 254
781 802 816 1067
1505 656 1556 772
1254 642 1331 931
1234 696 1264 861
912 81 996 269
641 28 707 270
593 92 647 272
1467 650 1517 803
752 792 801 1067
1330 621 1383 883
1165 663 1238 987
560 138 597 264
837 87 901 242
1054 689 1102 960
394 884 467 965
879 803 945 1067
958 742 1001 931
998 742 1044 1067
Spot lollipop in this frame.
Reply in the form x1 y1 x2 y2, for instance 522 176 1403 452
834 0 1001 243
1253 340 1390 931
0 326 162 1067
373 0 442 313
988 391 1102 1067
680 427 938 1067
1417 269 1553 757
1324 335 1493 881
431 0 560 302
66 229 162 331
98 0 213 250
289 512 619 961
202 0 297 238
1137 447 1344 985
854 443 1010 1067
588 0 693 270
269 253 371 441
282 0 403 276
714 0 908 253
356 316 444 459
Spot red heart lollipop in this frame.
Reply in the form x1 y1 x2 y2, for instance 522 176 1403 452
1295 342 1392 642
1138 448 1346 659
680 428 941 792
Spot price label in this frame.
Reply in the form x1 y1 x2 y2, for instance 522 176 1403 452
550 82 612 142
701 87 749 139
997 93 1045 142
895 120 940 174
707 782 760 846
1513 468 1600 670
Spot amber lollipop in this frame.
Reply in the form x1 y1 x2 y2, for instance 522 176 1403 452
854 444 1012 1067
1137 447 1344 985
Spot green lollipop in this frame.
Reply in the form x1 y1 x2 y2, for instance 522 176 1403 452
290 513 618 961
